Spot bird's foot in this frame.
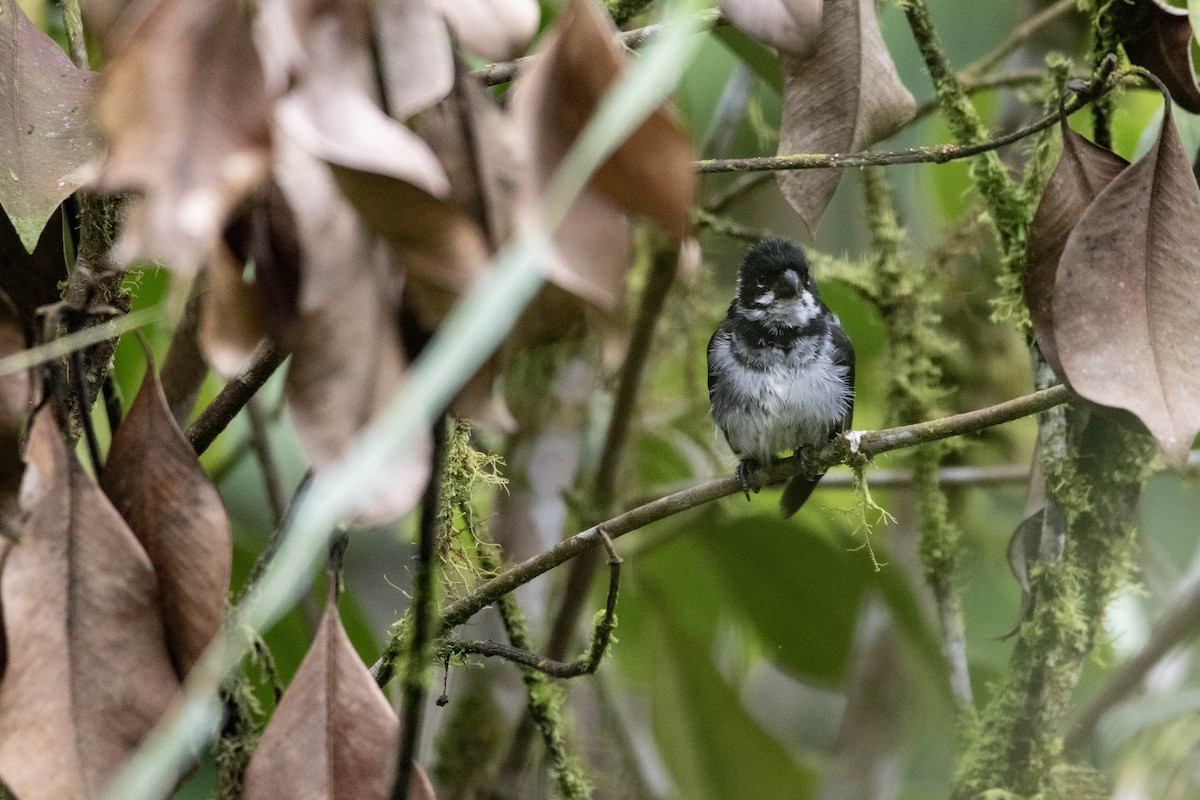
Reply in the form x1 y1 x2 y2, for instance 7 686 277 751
735 458 760 501
788 445 809 475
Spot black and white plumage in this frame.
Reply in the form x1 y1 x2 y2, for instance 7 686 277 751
707 238 855 517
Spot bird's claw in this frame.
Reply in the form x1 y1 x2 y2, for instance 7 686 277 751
735 459 759 501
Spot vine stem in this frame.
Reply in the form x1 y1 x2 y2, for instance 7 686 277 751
185 341 288 455
391 416 447 800
373 384 1071 682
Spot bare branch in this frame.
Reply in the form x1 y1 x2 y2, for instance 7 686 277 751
441 534 622 679
246 397 287 526
695 76 1111 175
185 341 288 455
368 384 1071 681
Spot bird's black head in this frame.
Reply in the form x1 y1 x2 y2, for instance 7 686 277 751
735 238 817 312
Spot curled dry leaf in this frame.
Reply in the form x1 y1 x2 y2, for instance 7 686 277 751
0 409 180 799
416 74 525 251
438 0 540 61
272 136 364 313
1024 120 1128 380
258 0 449 195
1054 91 1200 467
718 0 822 56
371 0 453 121
776 0 915 233
0 0 103 252
242 594 436 800
100 348 232 677
200 182 303 376
515 0 696 242
327 167 489 326
285 244 432 524
1120 1 1200 114
96 0 272 274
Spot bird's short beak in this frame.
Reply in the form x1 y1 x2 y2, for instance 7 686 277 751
776 269 801 299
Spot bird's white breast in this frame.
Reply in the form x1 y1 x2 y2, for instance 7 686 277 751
709 331 851 463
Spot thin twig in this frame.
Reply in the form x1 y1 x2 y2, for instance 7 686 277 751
185 341 288 456
246 396 288 526
472 9 726 86
911 69 1055 125
960 0 1079 81
441 534 621 679
1066 570 1200 751
827 462 1029 488
158 273 209 427
236 471 313 604
695 75 1112 174
371 384 1071 680
391 416 448 800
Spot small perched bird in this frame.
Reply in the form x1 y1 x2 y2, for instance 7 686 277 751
707 238 855 517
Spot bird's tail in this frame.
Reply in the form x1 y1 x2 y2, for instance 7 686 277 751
780 472 824 518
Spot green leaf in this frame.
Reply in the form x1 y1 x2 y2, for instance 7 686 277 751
648 584 820 800
696 515 867 684
712 25 783 94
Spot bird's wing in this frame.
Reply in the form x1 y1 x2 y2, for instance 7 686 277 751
831 323 855 432
706 322 730 401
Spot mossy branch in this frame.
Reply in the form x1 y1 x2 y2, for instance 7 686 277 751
860 165 972 715
478 528 594 799
369 383 1070 682
439 533 621 679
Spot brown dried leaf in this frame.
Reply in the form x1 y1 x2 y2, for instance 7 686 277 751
415 75 525 250
371 0 453 121
1120 2 1200 114
438 0 540 61
96 0 272 274
200 182 304 376
718 0 822 56
0 409 180 799
100 351 232 677
241 594 433 800
1024 121 1128 380
1054 94 1200 467
776 0 915 232
259 0 449 195
200 244 270 377
285 246 431 524
329 167 490 323
269 138 367 317
514 0 696 242
0 0 102 252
